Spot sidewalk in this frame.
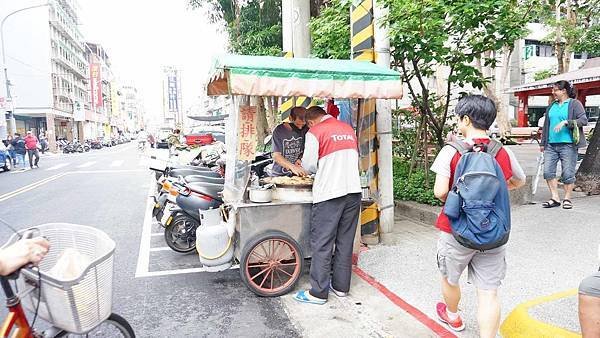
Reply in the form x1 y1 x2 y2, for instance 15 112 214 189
282 269 445 337
357 146 599 337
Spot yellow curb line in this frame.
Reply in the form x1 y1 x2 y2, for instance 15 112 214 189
500 289 581 338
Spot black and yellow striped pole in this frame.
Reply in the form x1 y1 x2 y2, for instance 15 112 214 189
279 52 317 121
351 0 380 241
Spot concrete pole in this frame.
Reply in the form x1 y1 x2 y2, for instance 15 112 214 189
373 0 394 233
282 0 311 57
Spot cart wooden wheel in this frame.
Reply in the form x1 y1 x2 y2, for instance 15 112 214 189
240 231 303 297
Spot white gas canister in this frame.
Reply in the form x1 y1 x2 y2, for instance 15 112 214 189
199 208 221 226
195 221 234 272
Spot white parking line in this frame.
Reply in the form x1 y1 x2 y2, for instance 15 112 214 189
151 233 163 237
135 177 156 278
110 160 124 167
136 265 239 278
77 161 96 168
149 247 172 252
45 163 70 171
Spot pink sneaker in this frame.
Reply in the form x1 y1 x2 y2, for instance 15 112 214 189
436 302 465 331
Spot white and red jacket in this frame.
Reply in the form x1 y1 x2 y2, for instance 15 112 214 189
301 115 361 203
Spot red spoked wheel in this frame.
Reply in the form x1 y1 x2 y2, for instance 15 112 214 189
240 231 304 297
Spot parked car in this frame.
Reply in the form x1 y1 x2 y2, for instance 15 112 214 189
185 126 225 146
156 129 171 149
0 142 13 172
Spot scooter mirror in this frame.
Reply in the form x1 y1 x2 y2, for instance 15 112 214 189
263 135 272 146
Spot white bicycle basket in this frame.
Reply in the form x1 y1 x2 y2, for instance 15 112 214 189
3 223 116 334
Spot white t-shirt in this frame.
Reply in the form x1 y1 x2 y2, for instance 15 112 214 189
430 138 526 181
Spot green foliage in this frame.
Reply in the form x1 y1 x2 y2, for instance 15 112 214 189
190 0 282 56
382 0 532 147
393 157 441 206
309 0 351 59
535 0 600 63
534 69 554 81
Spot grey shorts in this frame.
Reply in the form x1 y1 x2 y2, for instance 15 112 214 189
579 272 600 297
437 232 507 290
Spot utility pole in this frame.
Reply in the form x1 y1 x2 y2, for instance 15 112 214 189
282 0 311 58
373 1 394 234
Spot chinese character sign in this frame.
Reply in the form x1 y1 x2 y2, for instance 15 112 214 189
168 72 179 113
90 63 102 108
237 106 258 161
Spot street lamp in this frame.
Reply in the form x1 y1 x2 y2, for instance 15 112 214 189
1 3 50 138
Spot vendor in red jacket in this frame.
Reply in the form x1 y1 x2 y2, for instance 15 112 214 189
24 131 40 169
293 106 361 305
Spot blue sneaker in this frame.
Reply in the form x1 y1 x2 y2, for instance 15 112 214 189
292 290 327 305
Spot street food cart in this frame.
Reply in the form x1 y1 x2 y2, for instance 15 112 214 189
205 54 402 297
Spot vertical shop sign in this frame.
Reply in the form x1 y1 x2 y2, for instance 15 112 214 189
90 63 102 107
167 71 179 113
73 100 84 121
237 106 258 161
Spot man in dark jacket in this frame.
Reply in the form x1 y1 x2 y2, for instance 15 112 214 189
11 133 26 168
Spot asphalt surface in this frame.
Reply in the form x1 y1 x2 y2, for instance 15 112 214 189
0 143 298 337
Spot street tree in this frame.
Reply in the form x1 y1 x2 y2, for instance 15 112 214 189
189 0 282 143
577 127 600 195
381 0 532 147
309 0 350 59
532 0 600 74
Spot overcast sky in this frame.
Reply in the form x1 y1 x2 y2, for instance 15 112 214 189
79 0 227 122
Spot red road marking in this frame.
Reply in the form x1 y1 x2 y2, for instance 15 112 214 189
352 266 457 338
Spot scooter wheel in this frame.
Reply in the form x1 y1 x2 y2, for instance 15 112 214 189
164 214 199 253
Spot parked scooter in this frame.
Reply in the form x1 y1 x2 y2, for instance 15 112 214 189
162 181 224 253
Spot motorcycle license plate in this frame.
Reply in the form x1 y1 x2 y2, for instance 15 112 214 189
161 204 173 225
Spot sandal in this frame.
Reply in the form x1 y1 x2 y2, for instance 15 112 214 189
562 199 573 209
542 199 561 208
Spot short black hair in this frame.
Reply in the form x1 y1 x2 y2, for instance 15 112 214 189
455 95 497 130
174 129 180 134
305 106 326 121
553 80 576 99
290 107 306 120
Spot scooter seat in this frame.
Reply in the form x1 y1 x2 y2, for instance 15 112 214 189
169 168 221 178
184 175 225 184
170 164 212 171
187 182 223 201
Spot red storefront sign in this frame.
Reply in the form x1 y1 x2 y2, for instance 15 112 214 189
90 63 102 108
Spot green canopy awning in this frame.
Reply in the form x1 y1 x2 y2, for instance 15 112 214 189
206 54 403 99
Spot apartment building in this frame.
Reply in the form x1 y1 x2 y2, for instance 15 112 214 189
0 0 89 149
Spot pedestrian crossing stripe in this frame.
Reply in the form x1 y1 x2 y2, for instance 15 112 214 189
46 163 70 171
110 160 124 167
77 161 96 168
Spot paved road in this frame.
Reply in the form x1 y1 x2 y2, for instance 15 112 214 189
0 143 298 337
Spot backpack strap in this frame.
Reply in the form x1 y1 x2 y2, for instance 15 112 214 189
447 141 471 155
486 139 503 157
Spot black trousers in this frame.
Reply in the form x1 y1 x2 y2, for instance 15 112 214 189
309 193 361 299
27 149 39 167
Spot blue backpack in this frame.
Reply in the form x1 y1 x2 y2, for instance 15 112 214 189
443 140 511 250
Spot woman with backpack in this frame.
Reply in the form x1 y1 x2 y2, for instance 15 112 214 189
540 80 588 210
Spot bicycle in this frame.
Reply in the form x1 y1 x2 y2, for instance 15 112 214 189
1 223 135 337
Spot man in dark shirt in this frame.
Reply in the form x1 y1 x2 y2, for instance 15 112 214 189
11 133 26 168
271 107 309 177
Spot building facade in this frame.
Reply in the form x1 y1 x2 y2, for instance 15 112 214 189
162 66 183 129
0 0 89 150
